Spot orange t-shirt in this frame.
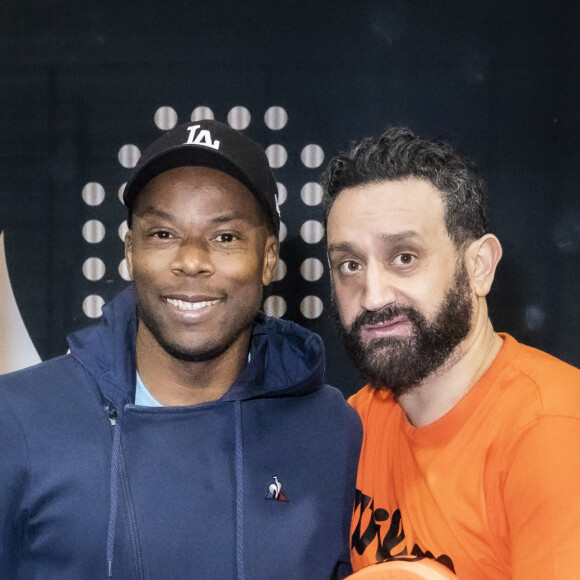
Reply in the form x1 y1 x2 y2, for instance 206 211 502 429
349 334 580 579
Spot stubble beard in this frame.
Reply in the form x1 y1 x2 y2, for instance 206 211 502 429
134 292 261 364
332 262 474 397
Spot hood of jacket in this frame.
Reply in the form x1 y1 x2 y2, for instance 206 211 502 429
67 286 326 409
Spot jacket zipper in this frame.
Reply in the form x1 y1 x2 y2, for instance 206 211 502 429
119 437 145 580
106 403 145 579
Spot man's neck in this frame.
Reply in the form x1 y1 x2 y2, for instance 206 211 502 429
397 311 502 428
135 326 251 407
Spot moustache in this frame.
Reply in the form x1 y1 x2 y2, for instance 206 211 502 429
348 304 418 333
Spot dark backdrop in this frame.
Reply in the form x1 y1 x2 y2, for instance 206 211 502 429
1 0 579 396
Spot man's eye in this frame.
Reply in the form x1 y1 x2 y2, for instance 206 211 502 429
340 261 361 273
394 253 415 266
152 230 172 239
216 233 236 243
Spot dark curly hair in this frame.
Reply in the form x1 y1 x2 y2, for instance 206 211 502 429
321 127 489 247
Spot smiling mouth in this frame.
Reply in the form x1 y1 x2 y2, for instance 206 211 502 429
166 298 221 311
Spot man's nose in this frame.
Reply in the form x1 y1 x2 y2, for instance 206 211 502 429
171 238 214 276
360 261 397 312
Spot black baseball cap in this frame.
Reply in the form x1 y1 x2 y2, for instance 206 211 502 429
123 120 280 234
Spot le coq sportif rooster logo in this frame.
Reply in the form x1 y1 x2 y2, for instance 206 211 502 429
265 475 289 502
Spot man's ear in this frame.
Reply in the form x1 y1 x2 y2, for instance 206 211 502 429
466 234 503 297
124 229 135 281
262 235 280 287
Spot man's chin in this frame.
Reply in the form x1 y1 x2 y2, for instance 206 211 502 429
358 336 416 363
348 336 428 396
358 357 423 397
163 341 229 363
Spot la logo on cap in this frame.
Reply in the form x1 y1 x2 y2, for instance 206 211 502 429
184 125 220 150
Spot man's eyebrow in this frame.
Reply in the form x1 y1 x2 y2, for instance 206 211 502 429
136 207 175 222
328 231 419 255
327 241 357 255
211 213 248 225
378 231 419 244
135 209 250 225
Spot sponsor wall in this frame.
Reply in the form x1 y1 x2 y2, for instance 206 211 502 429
1 1 578 395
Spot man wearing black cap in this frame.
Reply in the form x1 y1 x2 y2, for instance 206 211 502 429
0 121 361 579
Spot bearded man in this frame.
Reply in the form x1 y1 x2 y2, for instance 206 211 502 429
323 127 580 580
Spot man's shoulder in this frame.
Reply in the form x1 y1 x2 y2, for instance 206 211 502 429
0 354 86 398
348 385 397 422
499 334 580 417
297 382 362 430
509 337 578 373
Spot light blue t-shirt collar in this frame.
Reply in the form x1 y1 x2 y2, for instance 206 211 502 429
135 352 251 407
135 372 163 407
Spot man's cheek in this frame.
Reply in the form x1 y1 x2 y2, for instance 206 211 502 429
336 290 356 324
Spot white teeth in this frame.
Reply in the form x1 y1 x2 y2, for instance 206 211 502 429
167 298 219 311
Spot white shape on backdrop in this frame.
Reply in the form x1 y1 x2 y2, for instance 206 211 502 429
301 182 323 206
227 106 251 130
300 220 324 244
118 144 141 169
265 144 288 168
278 221 287 243
264 107 288 130
154 106 178 130
0 231 41 374
276 182 287 205
82 182 105 206
263 295 287 318
300 144 324 168
300 295 323 319
191 106 214 121
273 259 287 282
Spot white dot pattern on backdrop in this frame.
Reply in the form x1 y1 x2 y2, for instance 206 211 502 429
82 258 106 281
301 144 325 168
83 295 105 319
279 221 287 243
118 145 141 169
300 220 324 244
266 144 288 169
300 258 324 282
301 182 323 206
264 106 288 130
154 106 178 130
82 220 106 244
228 106 251 130
118 259 131 281
118 221 128 242
82 182 105 206
191 106 215 121
118 183 126 204
300 296 323 319
263 296 287 318
273 259 287 282
276 182 287 205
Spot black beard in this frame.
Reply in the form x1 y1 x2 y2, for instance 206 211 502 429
332 263 473 397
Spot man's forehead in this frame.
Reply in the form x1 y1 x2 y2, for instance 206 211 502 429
333 178 443 211
328 180 444 232
133 166 258 213
326 180 454 258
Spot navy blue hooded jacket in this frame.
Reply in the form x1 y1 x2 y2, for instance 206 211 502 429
0 287 361 579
